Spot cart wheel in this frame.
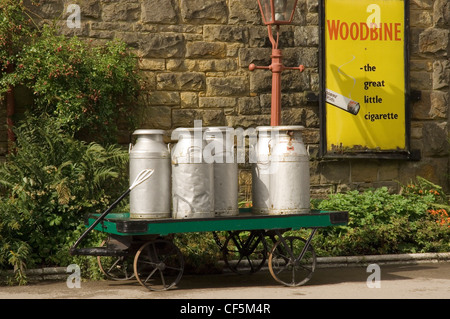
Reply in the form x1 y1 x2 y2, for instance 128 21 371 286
97 240 135 281
133 239 184 291
268 236 316 287
222 230 268 274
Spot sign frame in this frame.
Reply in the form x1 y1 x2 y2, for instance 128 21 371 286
319 0 412 159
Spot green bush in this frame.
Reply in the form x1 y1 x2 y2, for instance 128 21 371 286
0 0 143 143
0 115 129 284
311 185 450 256
1 25 142 142
0 1 142 284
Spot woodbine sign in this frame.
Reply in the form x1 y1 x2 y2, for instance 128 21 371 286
320 0 410 158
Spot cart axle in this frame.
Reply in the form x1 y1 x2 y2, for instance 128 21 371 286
70 247 128 257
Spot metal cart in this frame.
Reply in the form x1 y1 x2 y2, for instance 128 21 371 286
70 209 348 291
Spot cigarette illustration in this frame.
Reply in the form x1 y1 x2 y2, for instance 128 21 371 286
326 88 360 115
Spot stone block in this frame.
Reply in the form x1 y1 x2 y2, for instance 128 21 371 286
228 0 261 25
351 160 379 183
250 71 272 93
78 0 101 19
139 33 185 59
139 59 166 71
422 121 449 156
433 0 450 27
206 76 248 96
148 91 180 106
200 97 236 109
139 106 172 130
259 93 305 112
301 128 320 144
181 0 227 24
283 48 318 68
102 2 140 22
157 72 206 91
419 28 449 53
433 59 450 90
181 92 198 108
307 0 319 13
197 59 238 72
238 48 271 67
141 0 177 24
172 109 202 127
410 10 433 28
319 161 350 184
186 42 227 58
410 0 433 9
24 0 64 19
225 114 271 128
410 71 432 90
400 158 449 191
378 162 400 181
422 91 448 120
248 26 295 48
203 25 247 43
282 70 311 92
412 90 433 119
281 108 306 125
430 90 448 118
305 107 320 127
294 26 319 47
202 109 226 126
238 97 260 115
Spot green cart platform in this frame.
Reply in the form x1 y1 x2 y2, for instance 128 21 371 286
70 209 348 291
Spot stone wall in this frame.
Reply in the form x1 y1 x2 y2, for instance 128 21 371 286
6 0 448 198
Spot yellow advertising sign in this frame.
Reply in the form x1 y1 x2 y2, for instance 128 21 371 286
323 0 408 155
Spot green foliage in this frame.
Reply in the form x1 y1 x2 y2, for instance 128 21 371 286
311 184 450 256
0 0 36 72
0 115 129 284
173 232 224 274
0 1 143 143
0 0 142 285
1 25 142 142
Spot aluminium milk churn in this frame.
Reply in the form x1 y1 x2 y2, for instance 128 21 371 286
129 129 171 219
251 126 272 215
171 127 214 219
268 126 310 215
205 127 238 217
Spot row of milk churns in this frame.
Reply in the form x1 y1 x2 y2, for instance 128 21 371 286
129 125 310 219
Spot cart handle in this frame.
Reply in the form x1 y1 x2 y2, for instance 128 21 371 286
69 169 154 255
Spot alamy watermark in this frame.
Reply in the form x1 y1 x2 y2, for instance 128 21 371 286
170 120 291 167
66 264 81 288
66 4 81 29
366 263 381 288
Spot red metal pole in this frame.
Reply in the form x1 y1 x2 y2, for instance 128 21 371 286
248 25 304 127
270 49 282 126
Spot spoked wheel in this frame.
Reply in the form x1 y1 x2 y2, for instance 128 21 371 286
133 239 184 291
222 230 268 274
97 240 135 281
268 236 316 287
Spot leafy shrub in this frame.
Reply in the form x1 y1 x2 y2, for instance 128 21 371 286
0 1 141 285
0 0 35 71
1 25 142 142
311 184 450 256
0 115 129 284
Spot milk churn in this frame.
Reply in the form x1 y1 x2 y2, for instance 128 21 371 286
171 127 215 219
251 126 272 215
205 127 238 217
129 129 171 219
268 126 310 215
